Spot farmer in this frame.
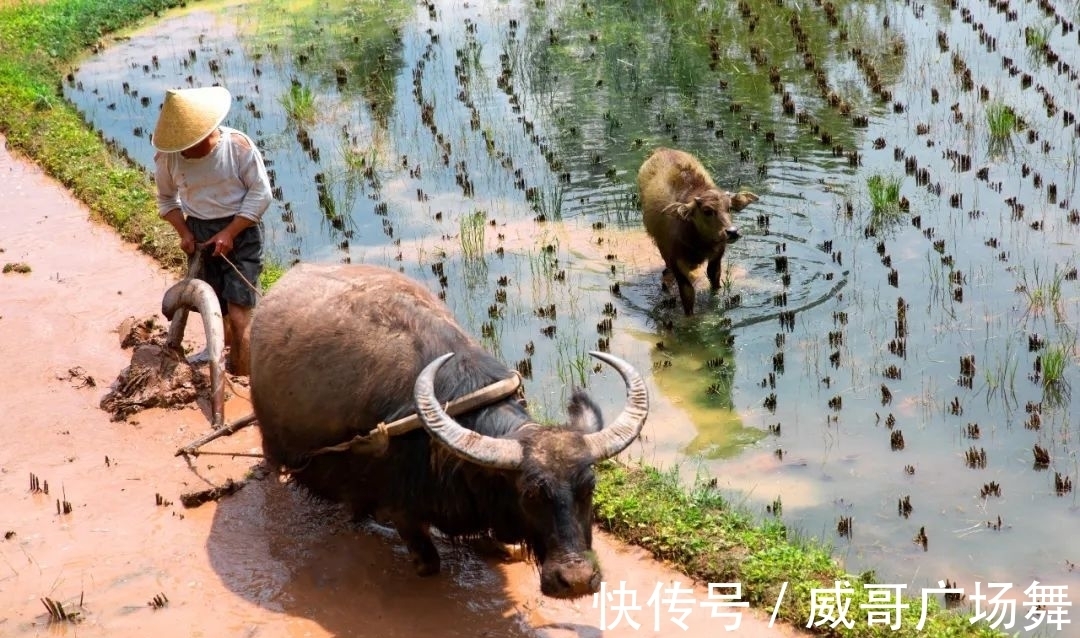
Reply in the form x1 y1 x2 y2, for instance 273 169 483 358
152 86 272 377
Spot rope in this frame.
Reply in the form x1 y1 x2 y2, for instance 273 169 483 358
190 241 263 299
175 371 525 463
219 252 263 298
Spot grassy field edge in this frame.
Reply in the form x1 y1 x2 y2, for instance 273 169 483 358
0 0 192 272
594 461 1013 637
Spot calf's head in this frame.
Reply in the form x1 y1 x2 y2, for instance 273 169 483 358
672 189 759 244
413 350 649 598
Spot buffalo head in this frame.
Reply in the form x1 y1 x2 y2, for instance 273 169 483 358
672 189 759 245
413 350 649 598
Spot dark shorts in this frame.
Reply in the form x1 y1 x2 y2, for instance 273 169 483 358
186 216 263 310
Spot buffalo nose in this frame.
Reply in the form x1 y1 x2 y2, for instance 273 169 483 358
725 227 740 241
543 557 602 598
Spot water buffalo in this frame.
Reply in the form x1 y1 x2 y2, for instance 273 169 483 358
249 263 649 598
638 147 759 315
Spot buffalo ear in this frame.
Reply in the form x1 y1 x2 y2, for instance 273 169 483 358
567 389 604 434
730 191 759 211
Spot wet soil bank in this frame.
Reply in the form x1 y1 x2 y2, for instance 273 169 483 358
0 135 804 637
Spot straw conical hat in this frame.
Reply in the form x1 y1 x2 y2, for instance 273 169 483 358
152 86 232 152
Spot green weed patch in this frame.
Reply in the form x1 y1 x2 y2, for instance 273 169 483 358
594 462 1010 637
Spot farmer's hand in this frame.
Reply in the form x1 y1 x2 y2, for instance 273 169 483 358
179 232 196 255
203 229 235 257
163 209 197 255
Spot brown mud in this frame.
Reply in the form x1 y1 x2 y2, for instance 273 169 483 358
0 135 805 637
98 317 208 422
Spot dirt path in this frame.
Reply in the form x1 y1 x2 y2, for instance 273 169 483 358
0 134 805 637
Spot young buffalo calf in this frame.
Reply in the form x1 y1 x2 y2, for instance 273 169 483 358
638 147 758 316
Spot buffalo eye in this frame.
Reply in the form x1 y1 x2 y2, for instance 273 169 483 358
522 478 552 503
575 476 596 498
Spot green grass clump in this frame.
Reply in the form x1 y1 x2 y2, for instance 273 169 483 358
1039 342 1072 408
1024 24 1050 51
258 257 290 293
460 209 487 261
0 0 188 272
1016 263 1065 321
594 462 1010 637
986 101 1019 151
280 80 316 125
1040 345 1068 386
866 174 902 216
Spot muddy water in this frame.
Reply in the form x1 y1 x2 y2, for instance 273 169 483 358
59 0 1080 628
0 138 805 636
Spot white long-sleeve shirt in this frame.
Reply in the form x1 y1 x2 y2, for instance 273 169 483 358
154 126 272 223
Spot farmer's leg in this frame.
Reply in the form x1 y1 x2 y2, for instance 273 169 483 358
219 222 263 376
222 314 234 357
226 303 254 376
183 217 230 363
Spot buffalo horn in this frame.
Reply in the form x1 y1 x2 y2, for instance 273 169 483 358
413 353 524 470
581 351 649 462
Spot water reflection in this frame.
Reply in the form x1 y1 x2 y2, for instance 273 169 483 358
64 0 1080 611
206 473 534 637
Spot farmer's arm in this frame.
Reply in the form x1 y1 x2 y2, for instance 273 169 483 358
203 215 256 257
154 152 196 254
233 132 272 224
217 216 256 240
161 208 196 255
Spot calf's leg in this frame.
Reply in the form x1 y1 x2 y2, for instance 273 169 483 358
668 259 697 316
706 247 727 291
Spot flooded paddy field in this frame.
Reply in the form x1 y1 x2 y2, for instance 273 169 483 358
65 0 1080 619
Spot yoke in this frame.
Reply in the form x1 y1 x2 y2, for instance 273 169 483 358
173 370 524 462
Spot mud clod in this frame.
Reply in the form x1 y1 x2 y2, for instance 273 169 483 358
100 317 209 422
58 366 95 388
180 478 246 509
